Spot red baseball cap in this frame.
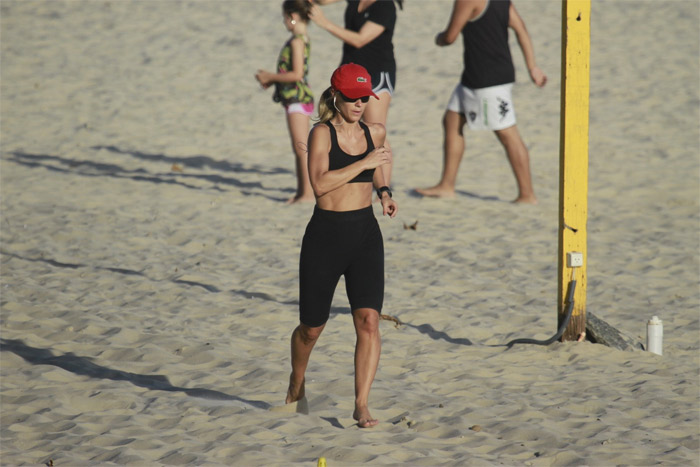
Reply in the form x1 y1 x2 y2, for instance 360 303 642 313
330 63 378 100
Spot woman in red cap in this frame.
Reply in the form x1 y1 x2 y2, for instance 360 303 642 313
285 63 398 428
309 0 402 186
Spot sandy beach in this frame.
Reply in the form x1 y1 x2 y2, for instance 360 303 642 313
1 0 698 465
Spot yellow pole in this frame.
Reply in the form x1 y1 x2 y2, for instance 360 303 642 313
558 0 591 341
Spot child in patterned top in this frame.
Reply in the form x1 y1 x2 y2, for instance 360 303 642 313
256 0 315 204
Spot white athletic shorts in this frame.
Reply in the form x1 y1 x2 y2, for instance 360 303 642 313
446 83 516 131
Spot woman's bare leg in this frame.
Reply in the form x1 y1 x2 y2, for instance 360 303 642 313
286 323 325 404
285 112 314 204
352 308 381 428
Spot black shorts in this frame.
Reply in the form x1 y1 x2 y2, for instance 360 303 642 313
299 206 384 327
370 70 396 96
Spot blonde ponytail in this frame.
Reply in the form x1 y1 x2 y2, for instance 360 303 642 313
315 86 336 124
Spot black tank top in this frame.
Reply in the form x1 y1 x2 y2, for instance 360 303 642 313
460 0 515 89
325 120 375 183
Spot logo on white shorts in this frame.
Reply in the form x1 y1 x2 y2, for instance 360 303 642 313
498 98 510 120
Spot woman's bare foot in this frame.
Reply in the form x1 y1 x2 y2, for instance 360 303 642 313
285 375 305 404
415 185 456 198
353 406 378 428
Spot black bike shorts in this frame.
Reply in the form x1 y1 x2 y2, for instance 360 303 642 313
299 205 384 327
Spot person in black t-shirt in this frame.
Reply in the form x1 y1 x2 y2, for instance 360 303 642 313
310 0 402 186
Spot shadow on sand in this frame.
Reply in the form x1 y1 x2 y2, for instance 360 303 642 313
0 338 271 409
406 188 503 202
6 150 293 202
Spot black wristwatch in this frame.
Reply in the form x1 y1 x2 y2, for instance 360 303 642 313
376 186 392 200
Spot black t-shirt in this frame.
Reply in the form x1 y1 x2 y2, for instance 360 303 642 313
341 0 396 76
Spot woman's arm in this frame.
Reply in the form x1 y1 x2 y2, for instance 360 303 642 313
372 165 398 217
367 124 398 217
255 37 306 87
310 4 385 49
308 124 391 198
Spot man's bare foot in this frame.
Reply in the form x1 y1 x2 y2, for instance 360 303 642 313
286 194 315 205
512 195 538 204
415 186 456 198
285 375 305 404
353 406 378 428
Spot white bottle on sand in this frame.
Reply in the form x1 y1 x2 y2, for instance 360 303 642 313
646 316 663 356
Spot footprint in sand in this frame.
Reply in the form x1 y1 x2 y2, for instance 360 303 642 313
268 396 309 415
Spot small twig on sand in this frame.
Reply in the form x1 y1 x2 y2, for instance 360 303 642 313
380 314 402 328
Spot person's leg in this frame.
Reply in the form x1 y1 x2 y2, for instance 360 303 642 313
494 125 537 204
285 112 314 204
286 322 325 404
363 92 393 185
352 307 381 428
416 110 467 197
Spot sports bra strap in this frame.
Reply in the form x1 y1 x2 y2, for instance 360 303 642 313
324 121 373 150
325 120 339 147
360 121 372 146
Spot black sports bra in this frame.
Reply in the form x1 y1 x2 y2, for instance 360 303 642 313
325 121 375 183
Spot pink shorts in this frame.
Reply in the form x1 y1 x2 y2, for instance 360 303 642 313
286 102 315 116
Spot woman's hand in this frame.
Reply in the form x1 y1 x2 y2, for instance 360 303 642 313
255 70 273 88
381 197 398 218
363 146 392 170
309 4 330 29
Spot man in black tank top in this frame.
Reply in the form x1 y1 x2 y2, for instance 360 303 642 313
416 0 547 204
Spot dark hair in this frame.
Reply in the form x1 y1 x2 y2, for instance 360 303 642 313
282 0 313 21
395 0 403 11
